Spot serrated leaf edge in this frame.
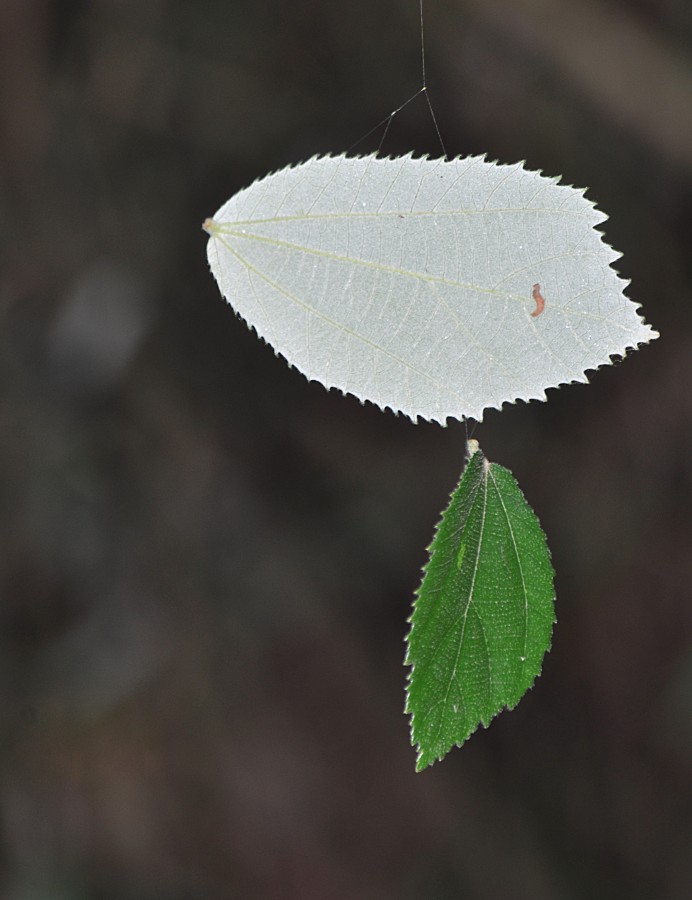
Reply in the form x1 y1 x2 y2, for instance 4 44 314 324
404 447 556 771
206 154 659 425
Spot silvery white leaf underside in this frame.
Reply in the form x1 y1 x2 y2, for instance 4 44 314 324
205 154 657 423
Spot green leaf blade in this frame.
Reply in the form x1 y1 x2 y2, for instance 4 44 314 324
405 444 555 771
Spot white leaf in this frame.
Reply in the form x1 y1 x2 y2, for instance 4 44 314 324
205 154 657 423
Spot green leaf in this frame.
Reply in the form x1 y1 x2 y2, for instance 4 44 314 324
405 441 555 771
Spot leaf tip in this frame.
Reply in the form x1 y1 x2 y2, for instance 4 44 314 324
414 754 429 774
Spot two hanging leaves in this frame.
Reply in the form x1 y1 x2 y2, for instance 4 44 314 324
204 154 657 768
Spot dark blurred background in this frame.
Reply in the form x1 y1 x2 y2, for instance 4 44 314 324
0 0 690 897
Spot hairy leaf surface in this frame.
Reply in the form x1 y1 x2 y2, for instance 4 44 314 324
205 154 657 423
405 442 555 770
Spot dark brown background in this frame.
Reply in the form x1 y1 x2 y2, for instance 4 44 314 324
1 1 690 897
